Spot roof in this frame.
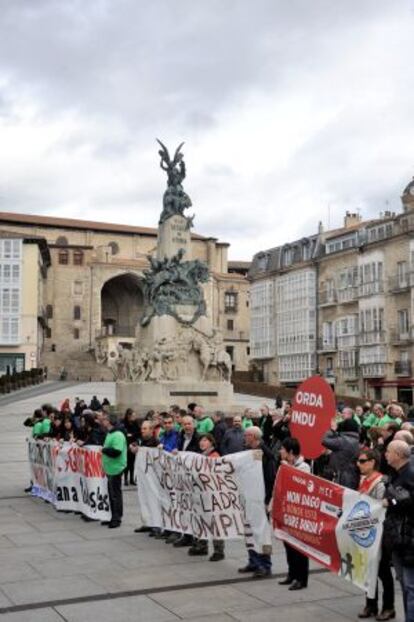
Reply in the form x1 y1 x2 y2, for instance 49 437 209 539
0 211 207 240
228 261 251 269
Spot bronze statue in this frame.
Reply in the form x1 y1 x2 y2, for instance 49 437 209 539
157 139 192 224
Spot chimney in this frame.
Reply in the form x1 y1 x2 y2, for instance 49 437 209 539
344 211 361 228
318 221 324 234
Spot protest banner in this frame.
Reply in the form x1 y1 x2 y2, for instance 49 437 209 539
136 448 272 550
273 464 385 597
27 439 58 503
289 375 336 459
27 440 111 521
54 443 111 521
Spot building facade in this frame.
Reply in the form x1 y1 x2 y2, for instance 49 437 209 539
249 177 414 405
0 212 249 378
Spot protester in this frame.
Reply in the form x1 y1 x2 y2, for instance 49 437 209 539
212 411 227 452
238 426 276 578
221 415 244 454
89 395 102 411
159 413 180 452
383 440 414 622
187 434 225 561
122 408 140 486
378 423 400 476
278 437 310 590
177 415 200 452
132 421 159 534
101 412 127 528
241 408 254 430
194 405 214 434
258 404 273 445
357 449 395 620
321 417 360 489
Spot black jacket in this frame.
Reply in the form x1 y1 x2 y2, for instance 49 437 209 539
177 431 201 453
213 421 227 452
258 441 277 505
259 414 273 446
322 430 360 489
384 461 414 566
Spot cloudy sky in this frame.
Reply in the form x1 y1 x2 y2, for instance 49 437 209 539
0 0 413 259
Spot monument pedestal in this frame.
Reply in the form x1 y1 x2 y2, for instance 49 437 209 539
116 380 234 413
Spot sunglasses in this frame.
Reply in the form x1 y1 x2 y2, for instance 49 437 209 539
357 458 372 464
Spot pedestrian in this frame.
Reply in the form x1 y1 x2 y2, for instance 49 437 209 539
383 440 414 622
322 417 360 489
238 426 276 578
212 411 228 453
357 449 395 620
194 405 214 434
101 413 127 529
258 404 273 446
187 434 225 561
221 415 244 454
159 413 180 453
122 408 140 486
278 437 310 591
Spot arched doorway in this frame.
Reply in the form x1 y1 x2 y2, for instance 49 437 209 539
100 273 144 337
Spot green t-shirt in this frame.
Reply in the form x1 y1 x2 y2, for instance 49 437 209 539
102 430 127 476
32 421 44 437
196 417 214 434
362 413 379 429
41 419 52 436
378 414 401 428
242 417 253 430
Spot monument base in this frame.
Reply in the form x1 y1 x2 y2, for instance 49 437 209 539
116 380 234 413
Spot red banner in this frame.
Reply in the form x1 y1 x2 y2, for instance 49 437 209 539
289 375 336 459
273 465 385 597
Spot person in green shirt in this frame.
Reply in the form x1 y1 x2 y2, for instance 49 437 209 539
194 405 214 435
378 404 403 428
242 408 254 430
31 410 44 438
101 412 127 528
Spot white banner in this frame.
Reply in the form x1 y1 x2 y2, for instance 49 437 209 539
28 440 111 521
136 448 272 550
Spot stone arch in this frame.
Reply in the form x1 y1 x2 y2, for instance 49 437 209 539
100 272 144 337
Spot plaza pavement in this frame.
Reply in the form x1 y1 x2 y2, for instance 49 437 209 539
0 382 403 621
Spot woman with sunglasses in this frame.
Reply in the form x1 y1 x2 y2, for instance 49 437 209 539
357 449 395 621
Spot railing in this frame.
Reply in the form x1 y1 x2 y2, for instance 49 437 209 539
340 366 359 380
319 290 337 306
337 334 358 348
224 305 238 314
359 330 386 345
394 361 412 376
358 281 384 297
337 287 358 304
361 363 387 378
317 337 337 351
388 274 411 293
96 325 136 338
391 329 412 344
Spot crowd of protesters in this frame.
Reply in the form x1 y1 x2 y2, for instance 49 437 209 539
25 395 414 621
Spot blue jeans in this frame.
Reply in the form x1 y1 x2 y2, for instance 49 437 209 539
249 549 272 572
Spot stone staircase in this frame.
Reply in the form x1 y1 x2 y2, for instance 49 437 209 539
41 349 113 382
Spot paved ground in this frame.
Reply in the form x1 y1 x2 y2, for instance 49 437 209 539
0 382 403 621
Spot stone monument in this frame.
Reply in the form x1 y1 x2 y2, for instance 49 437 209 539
115 140 234 411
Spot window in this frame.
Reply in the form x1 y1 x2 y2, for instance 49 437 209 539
58 250 69 265
398 309 409 335
397 261 408 286
246 346 250 356
227 319 234 331
73 328 80 340
46 304 53 319
226 346 234 361
56 236 68 246
283 247 292 266
45 327 52 339
73 305 81 320
257 253 268 272
73 251 84 266
108 241 119 256
73 281 83 296
225 291 238 312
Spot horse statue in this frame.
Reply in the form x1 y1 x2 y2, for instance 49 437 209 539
193 335 232 382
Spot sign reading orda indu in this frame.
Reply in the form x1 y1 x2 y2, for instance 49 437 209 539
136 447 272 549
290 375 336 459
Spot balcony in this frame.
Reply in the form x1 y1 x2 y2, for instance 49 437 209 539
340 366 359 380
359 330 386 345
319 290 337 307
394 361 412 376
391 329 413 345
358 281 384 298
224 304 238 314
361 363 387 378
337 334 358 348
337 286 358 304
96 325 136 338
317 337 337 352
388 274 411 293
322 369 336 383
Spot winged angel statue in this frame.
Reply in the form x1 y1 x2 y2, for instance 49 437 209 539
157 139 192 224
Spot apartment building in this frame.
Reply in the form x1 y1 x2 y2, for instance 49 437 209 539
249 176 414 405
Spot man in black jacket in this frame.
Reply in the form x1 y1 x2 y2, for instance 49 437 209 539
177 415 200 453
384 440 414 622
238 426 276 578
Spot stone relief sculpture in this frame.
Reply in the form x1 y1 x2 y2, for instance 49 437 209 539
110 328 231 383
157 140 193 225
140 248 210 327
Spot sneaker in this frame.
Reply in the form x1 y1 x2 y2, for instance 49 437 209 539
358 607 378 619
238 565 256 573
173 535 192 547
188 546 208 556
375 611 395 621
134 526 151 533
107 521 121 529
